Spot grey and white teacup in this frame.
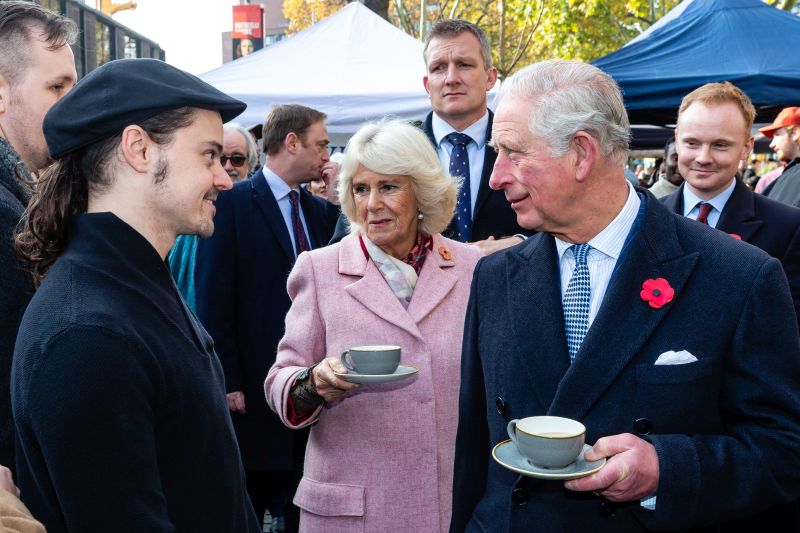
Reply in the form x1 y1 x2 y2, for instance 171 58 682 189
507 416 586 469
339 345 401 375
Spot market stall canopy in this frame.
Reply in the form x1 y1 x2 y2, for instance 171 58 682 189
593 0 800 126
200 2 498 140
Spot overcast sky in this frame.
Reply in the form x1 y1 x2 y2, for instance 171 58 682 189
112 0 237 74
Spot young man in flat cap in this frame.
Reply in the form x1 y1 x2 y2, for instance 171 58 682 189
11 58 262 533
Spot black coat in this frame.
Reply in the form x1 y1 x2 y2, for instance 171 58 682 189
12 213 260 533
195 171 339 470
0 137 33 473
662 179 800 327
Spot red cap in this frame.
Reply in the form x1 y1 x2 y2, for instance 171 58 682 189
759 107 800 138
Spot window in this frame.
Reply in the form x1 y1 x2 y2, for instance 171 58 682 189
95 21 113 66
123 34 139 59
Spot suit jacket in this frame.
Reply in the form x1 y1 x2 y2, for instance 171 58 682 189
195 170 339 470
328 111 529 244
451 192 800 532
662 179 800 327
266 233 480 533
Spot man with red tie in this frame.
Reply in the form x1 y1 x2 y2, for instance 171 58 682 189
662 82 800 323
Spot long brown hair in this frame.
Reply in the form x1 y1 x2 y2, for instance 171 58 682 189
15 107 196 286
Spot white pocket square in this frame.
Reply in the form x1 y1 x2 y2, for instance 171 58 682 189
654 350 698 365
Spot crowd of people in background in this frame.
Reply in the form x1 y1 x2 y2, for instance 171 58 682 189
2 1 800 533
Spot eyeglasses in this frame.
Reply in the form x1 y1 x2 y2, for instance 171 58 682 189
220 155 247 167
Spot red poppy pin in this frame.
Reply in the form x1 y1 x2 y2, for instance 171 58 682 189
438 246 453 261
728 233 742 240
640 278 674 309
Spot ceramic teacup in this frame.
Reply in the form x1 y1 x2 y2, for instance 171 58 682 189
339 345 401 375
507 416 586 469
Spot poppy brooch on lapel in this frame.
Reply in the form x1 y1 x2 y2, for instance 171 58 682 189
438 246 453 261
728 233 742 240
640 278 674 309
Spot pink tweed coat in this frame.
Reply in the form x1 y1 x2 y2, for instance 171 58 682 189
265 232 480 533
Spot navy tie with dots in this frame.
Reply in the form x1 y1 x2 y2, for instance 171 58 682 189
563 244 592 363
447 132 473 242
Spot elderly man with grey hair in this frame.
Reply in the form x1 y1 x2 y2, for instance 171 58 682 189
222 123 259 181
450 60 800 532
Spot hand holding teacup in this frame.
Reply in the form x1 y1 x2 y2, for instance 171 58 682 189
563 433 660 502
312 357 359 403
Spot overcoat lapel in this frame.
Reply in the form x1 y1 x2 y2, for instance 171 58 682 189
407 236 457 324
473 111 496 218
549 200 699 420
508 234 571 410
250 171 295 262
339 236 424 341
716 180 763 241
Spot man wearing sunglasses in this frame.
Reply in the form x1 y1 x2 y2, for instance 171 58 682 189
222 123 258 182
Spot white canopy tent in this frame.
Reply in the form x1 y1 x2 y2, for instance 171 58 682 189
200 3 498 147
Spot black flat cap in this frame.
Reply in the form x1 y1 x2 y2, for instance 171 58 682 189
44 58 247 159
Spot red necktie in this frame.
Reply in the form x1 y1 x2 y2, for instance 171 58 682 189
696 202 713 225
288 190 311 256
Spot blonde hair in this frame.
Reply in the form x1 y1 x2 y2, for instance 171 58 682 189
679 82 756 137
338 120 459 236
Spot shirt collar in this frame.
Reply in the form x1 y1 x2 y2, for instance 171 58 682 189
263 166 298 200
681 178 736 217
555 182 640 261
431 111 489 149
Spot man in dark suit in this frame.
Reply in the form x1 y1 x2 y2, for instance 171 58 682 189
451 60 800 532
662 82 800 327
331 20 528 253
195 104 339 532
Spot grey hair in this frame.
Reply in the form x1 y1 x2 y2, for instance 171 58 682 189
499 60 630 165
338 120 458 236
224 123 259 172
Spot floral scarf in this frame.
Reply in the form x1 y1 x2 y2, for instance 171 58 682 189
359 232 433 308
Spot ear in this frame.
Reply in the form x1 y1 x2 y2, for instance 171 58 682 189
0 74 9 116
285 132 299 155
423 75 431 96
572 131 599 183
485 67 498 92
742 135 755 161
119 125 152 173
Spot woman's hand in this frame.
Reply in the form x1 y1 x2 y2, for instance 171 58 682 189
312 356 359 403
0 465 20 497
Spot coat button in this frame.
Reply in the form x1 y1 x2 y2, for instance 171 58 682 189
633 418 653 435
512 487 528 506
599 498 616 518
495 397 507 416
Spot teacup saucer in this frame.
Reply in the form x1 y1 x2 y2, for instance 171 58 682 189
334 364 418 384
492 440 606 480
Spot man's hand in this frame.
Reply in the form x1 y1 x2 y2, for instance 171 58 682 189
564 433 659 502
312 356 359 404
0 465 20 497
319 162 341 204
472 235 524 256
226 391 246 414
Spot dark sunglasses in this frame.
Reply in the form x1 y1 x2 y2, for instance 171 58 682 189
220 155 247 167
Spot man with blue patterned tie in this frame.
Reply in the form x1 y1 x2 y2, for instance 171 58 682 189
451 60 800 532
195 104 339 532
422 19 530 254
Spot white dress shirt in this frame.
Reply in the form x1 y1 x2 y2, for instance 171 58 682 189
263 167 311 256
431 112 489 214
681 178 736 228
555 183 640 328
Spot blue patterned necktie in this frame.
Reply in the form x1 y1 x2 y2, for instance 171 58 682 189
446 132 473 242
563 244 592 362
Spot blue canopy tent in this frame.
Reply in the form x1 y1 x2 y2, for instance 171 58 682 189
593 0 800 136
